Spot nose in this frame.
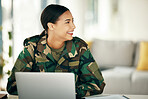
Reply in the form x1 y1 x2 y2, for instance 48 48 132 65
72 23 76 29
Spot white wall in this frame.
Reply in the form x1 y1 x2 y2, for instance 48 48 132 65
1 0 13 89
96 0 148 41
13 0 42 61
119 0 148 40
97 0 112 39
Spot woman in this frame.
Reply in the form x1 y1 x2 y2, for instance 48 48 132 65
7 4 105 98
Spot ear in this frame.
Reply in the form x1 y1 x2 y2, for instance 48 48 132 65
47 22 54 30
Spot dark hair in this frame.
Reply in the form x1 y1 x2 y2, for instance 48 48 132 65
40 4 69 31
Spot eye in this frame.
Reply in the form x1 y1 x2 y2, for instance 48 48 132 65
65 21 70 24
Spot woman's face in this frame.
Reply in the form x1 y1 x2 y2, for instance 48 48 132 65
51 10 76 41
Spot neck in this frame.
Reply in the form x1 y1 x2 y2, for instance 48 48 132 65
47 31 64 49
47 38 64 49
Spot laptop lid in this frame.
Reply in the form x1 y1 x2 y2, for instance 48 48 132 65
15 72 76 99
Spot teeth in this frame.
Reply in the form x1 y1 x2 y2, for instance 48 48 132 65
68 32 73 33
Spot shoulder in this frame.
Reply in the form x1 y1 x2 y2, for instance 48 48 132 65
23 31 46 46
72 37 88 47
23 35 41 46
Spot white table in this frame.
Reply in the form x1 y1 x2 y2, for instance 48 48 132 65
126 95 148 99
6 94 148 99
0 91 147 99
85 94 148 99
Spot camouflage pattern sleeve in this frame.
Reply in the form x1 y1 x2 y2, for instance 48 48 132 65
7 42 35 95
76 47 105 98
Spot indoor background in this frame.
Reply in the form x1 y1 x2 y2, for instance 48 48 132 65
0 0 148 91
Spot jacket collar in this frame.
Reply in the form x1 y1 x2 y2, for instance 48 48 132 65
65 40 78 58
36 31 78 64
37 32 55 62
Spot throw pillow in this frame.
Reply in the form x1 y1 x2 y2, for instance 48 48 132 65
86 41 92 49
137 42 148 71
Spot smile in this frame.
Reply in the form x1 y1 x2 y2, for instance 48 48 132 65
67 32 73 35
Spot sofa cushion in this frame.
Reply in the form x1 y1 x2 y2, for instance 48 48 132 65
91 39 135 67
137 42 148 70
131 70 148 94
102 67 134 94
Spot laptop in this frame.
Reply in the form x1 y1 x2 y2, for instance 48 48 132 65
15 72 76 99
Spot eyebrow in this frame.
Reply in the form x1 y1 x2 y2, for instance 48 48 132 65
65 19 70 21
65 18 74 21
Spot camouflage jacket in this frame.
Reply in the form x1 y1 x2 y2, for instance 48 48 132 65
7 31 105 98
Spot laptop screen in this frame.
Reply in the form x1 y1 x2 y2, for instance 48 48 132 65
15 72 76 99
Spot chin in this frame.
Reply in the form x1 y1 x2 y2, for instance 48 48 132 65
67 36 73 41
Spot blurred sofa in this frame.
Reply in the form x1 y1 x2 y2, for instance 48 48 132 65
90 39 148 95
